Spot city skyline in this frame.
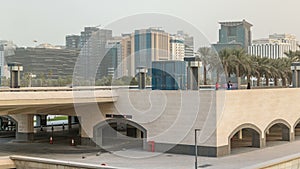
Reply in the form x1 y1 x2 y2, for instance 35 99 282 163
0 0 299 47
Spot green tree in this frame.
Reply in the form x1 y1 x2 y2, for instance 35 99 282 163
197 47 212 85
219 48 232 78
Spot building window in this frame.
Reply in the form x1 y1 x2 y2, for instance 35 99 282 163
228 27 237 36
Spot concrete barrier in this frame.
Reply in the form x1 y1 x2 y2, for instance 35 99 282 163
9 155 123 169
0 156 16 169
242 153 300 169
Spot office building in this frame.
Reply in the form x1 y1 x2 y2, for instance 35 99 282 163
0 42 13 79
133 28 170 72
80 27 100 48
213 19 253 52
78 28 113 80
249 33 300 59
0 45 4 81
170 35 185 61
100 37 123 79
177 31 194 57
66 35 80 49
121 34 134 77
0 40 16 57
269 33 299 51
6 47 80 79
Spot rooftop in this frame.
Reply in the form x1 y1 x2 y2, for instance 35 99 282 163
219 19 253 27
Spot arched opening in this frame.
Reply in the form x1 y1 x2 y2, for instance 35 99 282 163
265 120 291 146
294 119 300 140
33 115 80 145
93 118 147 150
229 124 261 154
0 116 17 139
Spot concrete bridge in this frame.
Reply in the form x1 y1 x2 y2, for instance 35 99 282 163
1 87 300 157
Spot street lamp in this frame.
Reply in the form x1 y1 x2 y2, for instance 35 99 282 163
28 73 36 87
195 129 201 169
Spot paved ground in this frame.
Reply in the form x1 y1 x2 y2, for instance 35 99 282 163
1 130 300 169
0 122 298 168
56 140 300 169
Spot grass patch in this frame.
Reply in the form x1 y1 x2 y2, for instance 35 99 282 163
48 116 68 121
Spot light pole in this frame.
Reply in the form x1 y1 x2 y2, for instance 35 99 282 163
28 73 36 87
195 129 201 169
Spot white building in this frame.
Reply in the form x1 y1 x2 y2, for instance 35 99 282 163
249 33 299 59
177 31 194 57
170 35 185 61
0 45 4 78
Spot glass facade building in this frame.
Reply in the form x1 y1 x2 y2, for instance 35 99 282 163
152 61 186 90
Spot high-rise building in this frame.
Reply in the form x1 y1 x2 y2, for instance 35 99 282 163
170 35 185 61
80 27 100 48
0 40 16 56
249 33 300 59
133 28 170 72
212 19 253 52
0 42 13 79
66 35 80 49
102 37 123 79
0 45 4 80
177 31 194 57
121 34 134 77
78 28 113 80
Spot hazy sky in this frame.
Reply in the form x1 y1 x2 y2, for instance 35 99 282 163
0 0 299 47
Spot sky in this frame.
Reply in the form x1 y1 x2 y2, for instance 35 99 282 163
0 0 299 47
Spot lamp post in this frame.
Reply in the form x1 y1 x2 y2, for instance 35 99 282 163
28 73 36 87
195 129 201 169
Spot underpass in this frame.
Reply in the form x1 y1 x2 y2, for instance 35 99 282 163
1 87 300 157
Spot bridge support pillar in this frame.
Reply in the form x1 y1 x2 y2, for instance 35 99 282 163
35 115 47 127
11 114 34 142
282 128 292 141
68 116 72 129
68 116 78 130
291 132 295 141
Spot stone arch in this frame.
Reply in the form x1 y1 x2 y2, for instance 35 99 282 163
264 119 292 143
228 123 262 154
264 119 291 134
93 118 147 149
292 118 300 140
293 118 300 130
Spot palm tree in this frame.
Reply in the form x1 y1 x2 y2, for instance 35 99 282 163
279 58 293 86
251 56 272 86
219 48 296 88
285 50 300 62
208 50 225 83
231 49 252 87
219 48 232 78
197 47 212 85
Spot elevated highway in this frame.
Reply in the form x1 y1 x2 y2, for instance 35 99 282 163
0 87 117 116
1 87 300 157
